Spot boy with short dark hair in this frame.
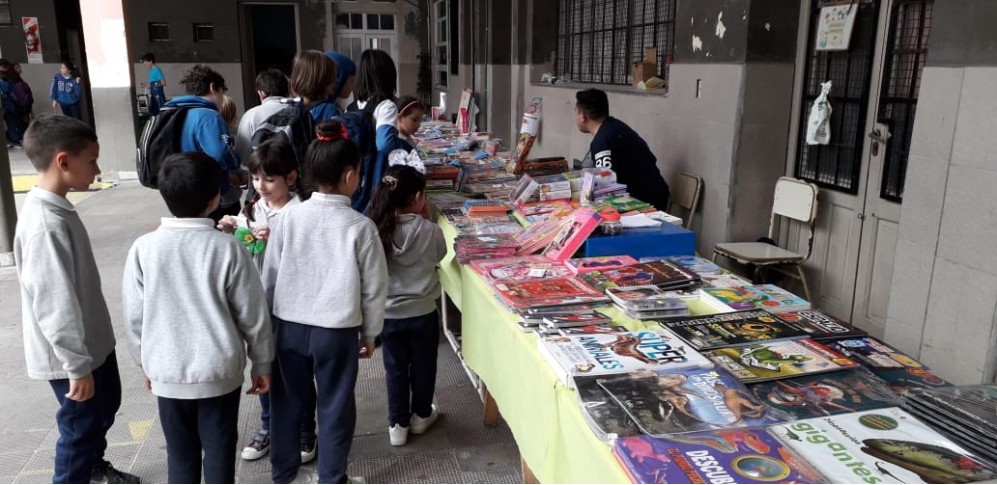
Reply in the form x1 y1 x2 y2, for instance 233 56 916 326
139 52 166 115
14 113 140 484
122 151 274 484
235 68 290 164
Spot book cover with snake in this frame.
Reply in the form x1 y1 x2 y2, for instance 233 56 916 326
596 368 789 436
768 407 997 484
614 429 825 484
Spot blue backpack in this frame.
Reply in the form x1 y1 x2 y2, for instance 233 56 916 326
333 102 378 213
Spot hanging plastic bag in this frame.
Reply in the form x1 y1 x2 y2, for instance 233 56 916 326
511 97 542 173
806 81 832 145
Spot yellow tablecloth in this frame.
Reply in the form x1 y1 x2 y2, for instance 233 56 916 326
437 216 717 483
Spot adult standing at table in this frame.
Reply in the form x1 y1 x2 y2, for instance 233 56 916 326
576 88 670 211
49 61 84 120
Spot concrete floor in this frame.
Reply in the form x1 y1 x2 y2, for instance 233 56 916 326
0 181 522 483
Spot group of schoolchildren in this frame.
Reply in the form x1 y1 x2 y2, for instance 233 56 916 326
13 48 446 485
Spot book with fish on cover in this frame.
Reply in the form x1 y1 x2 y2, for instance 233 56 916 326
663 310 810 350
705 338 859 383
774 310 867 341
536 329 712 388
749 368 899 420
614 430 826 484
597 368 788 436
768 407 997 484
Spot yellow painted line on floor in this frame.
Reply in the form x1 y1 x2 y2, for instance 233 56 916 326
17 468 54 477
11 174 115 193
128 419 153 442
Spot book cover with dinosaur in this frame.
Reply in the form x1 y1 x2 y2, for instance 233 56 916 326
536 330 712 387
774 310 867 341
597 368 789 436
768 407 997 484
705 338 859 383
749 368 899 420
663 310 811 350
614 430 826 484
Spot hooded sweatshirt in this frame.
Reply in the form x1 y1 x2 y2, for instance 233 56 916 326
165 95 242 207
384 213 448 320
49 73 81 106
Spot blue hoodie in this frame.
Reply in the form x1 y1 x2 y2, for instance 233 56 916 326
309 101 342 124
324 51 356 100
164 95 240 196
49 74 82 106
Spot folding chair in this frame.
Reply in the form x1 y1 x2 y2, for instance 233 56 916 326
711 176 819 301
667 172 703 230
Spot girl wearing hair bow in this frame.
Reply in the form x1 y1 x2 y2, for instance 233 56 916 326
368 164 447 447
261 120 388 484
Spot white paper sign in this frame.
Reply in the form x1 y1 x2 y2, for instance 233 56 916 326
816 5 858 51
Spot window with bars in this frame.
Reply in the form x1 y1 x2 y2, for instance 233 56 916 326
795 0 880 193
877 0 932 202
555 0 675 85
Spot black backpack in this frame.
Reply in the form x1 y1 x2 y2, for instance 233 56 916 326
135 105 193 188
340 101 379 212
250 98 316 167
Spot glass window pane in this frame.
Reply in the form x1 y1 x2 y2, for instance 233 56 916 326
367 14 379 30
381 14 394 30
437 45 447 64
438 70 448 87
336 14 350 29
437 1 447 18
0 1 12 25
350 13 363 29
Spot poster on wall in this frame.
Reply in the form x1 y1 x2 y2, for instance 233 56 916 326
22 17 43 64
815 4 858 51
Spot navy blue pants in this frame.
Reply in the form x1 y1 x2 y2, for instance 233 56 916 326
158 387 241 484
148 82 166 115
258 387 316 442
59 103 82 121
382 311 440 427
4 109 22 144
48 352 122 484
270 319 359 484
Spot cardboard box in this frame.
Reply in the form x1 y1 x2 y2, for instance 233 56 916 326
632 48 658 87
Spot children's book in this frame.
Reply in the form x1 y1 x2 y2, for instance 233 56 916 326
597 368 788 436
517 200 572 218
601 194 652 213
514 208 572 255
536 329 712 388
542 311 612 328
544 208 601 262
705 338 859 383
663 310 810 350
606 285 682 311
774 310 867 341
491 276 608 310
701 273 754 288
509 174 537 205
614 430 826 484
768 407 997 484
580 261 700 292
556 324 628 336
574 375 641 440
469 256 573 283
748 368 899 420
665 254 727 276
566 255 640 275
702 284 810 313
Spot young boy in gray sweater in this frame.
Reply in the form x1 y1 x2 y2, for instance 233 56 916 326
13 114 140 484
122 152 274 484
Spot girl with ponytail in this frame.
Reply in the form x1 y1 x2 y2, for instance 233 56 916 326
261 120 388 484
367 164 447 446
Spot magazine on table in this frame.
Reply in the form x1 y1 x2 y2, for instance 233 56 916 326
748 368 899 420
705 338 859 383
663 310 811 350
702 284 810 313
491 276 609 310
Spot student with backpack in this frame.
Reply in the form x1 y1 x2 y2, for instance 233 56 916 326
351 49 400 213
262 120 387 484
290 50 340 123
368 164 447 446
236 69 291 165
160 64 242 222
0 59 22 148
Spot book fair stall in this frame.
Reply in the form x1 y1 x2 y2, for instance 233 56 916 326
409 120 997 484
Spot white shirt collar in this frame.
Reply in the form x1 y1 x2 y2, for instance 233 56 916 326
308 193 352 206
159 217 216 229
28 186 74 211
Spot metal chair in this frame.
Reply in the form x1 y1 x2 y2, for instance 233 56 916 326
711 176 819 301
667 172 703 230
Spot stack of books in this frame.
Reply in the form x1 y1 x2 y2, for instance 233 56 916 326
490 275 608 310
605 285 689 320
902 384 997 466
580 260 700 293
462 198 511 216
470 255 573 283
453 234 518 263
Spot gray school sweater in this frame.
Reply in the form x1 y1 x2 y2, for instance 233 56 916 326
261 193 388 340
385 213 448 320
14 187 115 381
122 218 274 399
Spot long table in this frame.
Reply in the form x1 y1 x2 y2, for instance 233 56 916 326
435 215 713 483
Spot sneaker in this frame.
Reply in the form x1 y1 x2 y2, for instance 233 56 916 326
410 405 440 435
388 424 409 446
240 429 270 461
289 468 318 484
300 436 317 464
347 477 367 484
91 460 141 484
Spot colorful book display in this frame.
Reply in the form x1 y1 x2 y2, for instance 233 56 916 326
705 338 859 383
544 208 602 262
581 260 700 292
614 431 825 484
768 408 997 484
663 310 810 350
774 310 867 341
702 284 810 313
470 255 573 283
748 368 899 420
491 276 608 310
824 337 951 394
566 255 640 274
